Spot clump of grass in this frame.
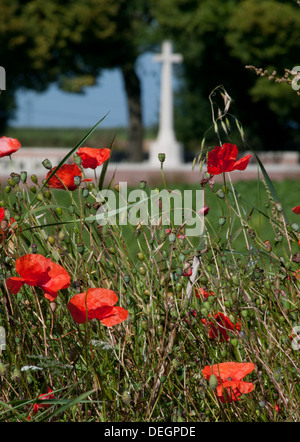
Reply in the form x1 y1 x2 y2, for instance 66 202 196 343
0 92 299 422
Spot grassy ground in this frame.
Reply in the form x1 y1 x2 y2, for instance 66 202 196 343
0 151 299 422
3 126 157 150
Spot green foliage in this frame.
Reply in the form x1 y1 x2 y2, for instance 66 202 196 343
150 0 300 152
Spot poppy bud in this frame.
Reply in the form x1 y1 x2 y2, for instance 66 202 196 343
73 153 82 166
10 172 20 184
7 178 16 187
0 362 7 376
232 275 239 286
31 174 38 184
5 186 11 194
219 217 226 226
121 391 131 405
55 207 62 216
141 320 148 331
158 153 166 163
216 189 225 199
77 243 85 254
291 223 299 232
137 252 144 261
82 188 89 198
42 159 52 170
200 307 208 317
138 266 146 275
30 186 37 194
11 368 22 382
198 205 210 216
209 374 219 390
44 190 52 200
275 202 283 212
68 205 75 215
47 236 55 245
139 180 146 190
36 193 44 202
168 233 176 243
4 209 11 221
124 275 131 283
20 171 27 183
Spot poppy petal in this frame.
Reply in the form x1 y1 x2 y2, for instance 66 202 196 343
231 154 252 171
292 206 300 214
68 288 120 324
6 277 26 294
0 137 21 158
202 362 255 382
217 380 255 402
99 306 129 327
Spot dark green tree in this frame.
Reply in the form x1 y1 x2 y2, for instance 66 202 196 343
0 0 153 161
150 0 300 152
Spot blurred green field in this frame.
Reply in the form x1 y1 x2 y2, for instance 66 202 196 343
41 178 300 258
4 126 157 150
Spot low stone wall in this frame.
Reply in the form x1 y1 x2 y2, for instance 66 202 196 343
1 147 300 185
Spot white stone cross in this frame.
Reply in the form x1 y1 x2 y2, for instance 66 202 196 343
148 40 184 167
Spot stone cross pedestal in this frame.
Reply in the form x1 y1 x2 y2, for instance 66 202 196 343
148 40 184 168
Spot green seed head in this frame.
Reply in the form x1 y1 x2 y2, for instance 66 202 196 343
42 159 52 170
209 374 219 390
158 153 166 163
31 174 38 184
20 171 27 183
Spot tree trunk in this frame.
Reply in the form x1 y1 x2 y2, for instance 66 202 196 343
121 65 144 162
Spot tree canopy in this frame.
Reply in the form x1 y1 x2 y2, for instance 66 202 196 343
150 0 300 152
1 0 300 156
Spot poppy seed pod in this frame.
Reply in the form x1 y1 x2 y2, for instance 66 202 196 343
42 159 52 170
158 153 166 163
168 233 176 243
31 174 38 184
219 217 226 226
73 153 82 166
139 180 146 190
74 175 82 187
20 171 27 183
7 178 16 187
0 362 7 376
76 243 85 254
209 374 219 390
11 172 20 184
82 188 89 198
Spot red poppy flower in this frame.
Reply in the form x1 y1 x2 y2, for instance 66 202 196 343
202 312 241 342
195 287 214 300
198 205 210 216
46 163 92 191
207 143 252 175
6 254 71 301
68 288 128 327
292 206 300 214
76 147 110 169
202 361 255 403
27 387 54 420
182 268 192 277
0 136 21 158
0 207 21 238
